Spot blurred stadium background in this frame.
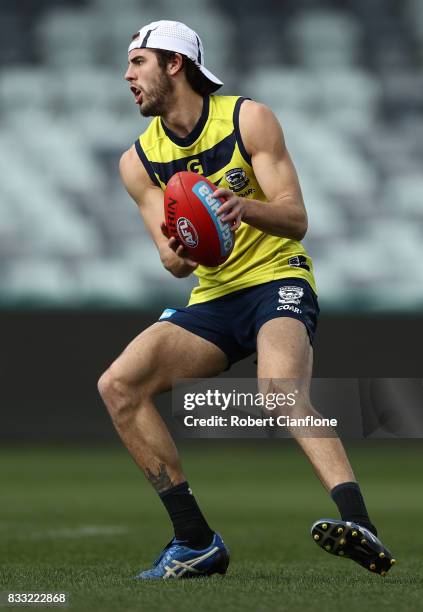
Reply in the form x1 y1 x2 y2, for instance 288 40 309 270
1 0 423 311
1 0 422 434
1 4 422 609
1 0 422 439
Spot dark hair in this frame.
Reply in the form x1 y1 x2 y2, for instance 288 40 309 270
153 49 218 96
129 32 219 95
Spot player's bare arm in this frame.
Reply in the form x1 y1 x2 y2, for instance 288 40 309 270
119 145 198 278
215 100 308 240
99 19 396 581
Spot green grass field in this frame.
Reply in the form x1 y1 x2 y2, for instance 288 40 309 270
1 442 422 611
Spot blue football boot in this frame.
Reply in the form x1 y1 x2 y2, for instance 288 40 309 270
135 532 230 580
311 518 396 576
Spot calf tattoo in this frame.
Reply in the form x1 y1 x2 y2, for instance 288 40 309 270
146 463 174 492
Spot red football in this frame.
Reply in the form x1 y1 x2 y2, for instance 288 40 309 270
164 171 235 267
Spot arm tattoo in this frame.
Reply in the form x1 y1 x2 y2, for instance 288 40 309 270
145 463 174 493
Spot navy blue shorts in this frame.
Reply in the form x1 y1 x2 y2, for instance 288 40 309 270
158 278 319 366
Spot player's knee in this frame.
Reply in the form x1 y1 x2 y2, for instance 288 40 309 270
97 368 140 423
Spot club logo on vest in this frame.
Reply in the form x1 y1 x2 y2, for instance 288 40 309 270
225 167 249 192
187 159 204 174
177 217 199 248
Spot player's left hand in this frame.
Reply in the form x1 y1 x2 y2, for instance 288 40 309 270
213 188 247 231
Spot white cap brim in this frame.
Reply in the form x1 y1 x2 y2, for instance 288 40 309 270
128 21 223 91
196 63 223 89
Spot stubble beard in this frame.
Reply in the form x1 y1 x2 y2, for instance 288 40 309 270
139 72 174 117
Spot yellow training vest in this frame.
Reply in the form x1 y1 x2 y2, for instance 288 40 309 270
135 95 317 305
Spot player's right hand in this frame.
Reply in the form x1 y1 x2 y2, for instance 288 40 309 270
168 237 198 268
160 222 198 277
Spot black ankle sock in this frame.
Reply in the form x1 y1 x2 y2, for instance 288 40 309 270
331 481 377 536
159 481 214 550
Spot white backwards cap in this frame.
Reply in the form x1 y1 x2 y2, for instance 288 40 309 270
128 20 223 92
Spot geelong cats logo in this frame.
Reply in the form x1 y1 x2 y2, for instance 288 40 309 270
225 168 249 192
278 286 304 305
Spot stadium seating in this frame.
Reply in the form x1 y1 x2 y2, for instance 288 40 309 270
0 0 422 310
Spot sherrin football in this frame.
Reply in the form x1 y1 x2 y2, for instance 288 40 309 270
164 171 235 267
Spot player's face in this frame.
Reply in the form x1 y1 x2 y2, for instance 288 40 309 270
125 49 173 117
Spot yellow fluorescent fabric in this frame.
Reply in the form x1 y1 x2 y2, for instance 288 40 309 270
136 95 316 305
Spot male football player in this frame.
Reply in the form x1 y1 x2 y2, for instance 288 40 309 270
98 20 395 579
